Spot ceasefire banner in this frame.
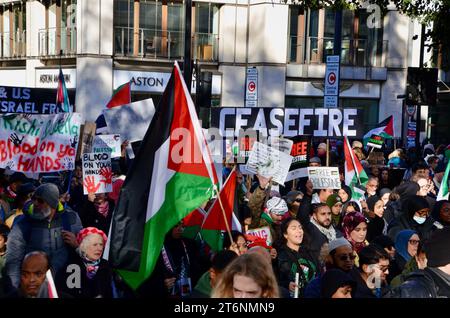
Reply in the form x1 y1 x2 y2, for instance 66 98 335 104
0 113 82 173
0 86 76 114
82 152 113 195
210 107 365 138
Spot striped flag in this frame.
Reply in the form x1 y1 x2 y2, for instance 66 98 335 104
46 270 58 298
344 136 368 200
200 169 237 252
106 81 131 108
108 62 218 290
56 68 71 112
437 160 450 201
363 116 394 146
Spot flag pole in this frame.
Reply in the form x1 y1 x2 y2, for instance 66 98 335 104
213 167 236 247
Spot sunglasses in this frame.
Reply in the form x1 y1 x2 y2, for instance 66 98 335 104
408 239 420 245
295 198 302 203
338 254 356 261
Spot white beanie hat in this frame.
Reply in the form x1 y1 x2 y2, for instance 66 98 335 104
266 197 288 215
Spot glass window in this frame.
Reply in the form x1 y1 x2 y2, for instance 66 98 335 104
140 0 162 30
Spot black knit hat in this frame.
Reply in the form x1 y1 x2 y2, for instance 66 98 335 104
320 269 356 298
425 227 450 267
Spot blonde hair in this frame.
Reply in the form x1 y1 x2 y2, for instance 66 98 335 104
211 252 280 298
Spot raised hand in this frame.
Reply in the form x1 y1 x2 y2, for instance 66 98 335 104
9 133 24 146
83 176 100 194
100 167 113 185
256 174 272 190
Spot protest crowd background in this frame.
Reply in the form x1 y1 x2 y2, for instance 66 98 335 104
0 65 449 299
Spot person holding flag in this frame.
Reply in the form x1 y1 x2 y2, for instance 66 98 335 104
362 115 394 148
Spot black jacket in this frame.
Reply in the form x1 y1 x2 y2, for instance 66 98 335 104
296 195 343 262
387 213 438 241
78 198 114 234
385 267 450 298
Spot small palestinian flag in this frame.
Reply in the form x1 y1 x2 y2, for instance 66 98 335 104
363 116 394 146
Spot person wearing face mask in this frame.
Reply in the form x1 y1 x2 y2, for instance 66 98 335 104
4 183 82 292
387 195 441 242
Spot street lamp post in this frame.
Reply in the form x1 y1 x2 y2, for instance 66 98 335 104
415 24 425 158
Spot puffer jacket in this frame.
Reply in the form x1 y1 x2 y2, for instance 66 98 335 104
4 203 82 290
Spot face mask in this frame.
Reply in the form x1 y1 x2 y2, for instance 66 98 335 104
413 215 427 224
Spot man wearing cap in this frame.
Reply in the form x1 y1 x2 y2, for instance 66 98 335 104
387 227 450 298
4 183 82 291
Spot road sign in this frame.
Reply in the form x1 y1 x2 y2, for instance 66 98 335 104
245 67 258 107
324 55 340 108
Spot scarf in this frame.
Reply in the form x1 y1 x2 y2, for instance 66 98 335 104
82 255 101 279
5 186 16 203
348 238 368 254
95 201 109 218
310 217 337 242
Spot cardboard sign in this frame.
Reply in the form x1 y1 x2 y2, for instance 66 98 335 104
0 86 76 114
245 141 293 185
246 226 273 247
102 98 155 142
285 135 311 182
0 113 82 173
93 134 121 158
77 122 96 160
367 134 384 149
82 152 112 194
307 167 341 189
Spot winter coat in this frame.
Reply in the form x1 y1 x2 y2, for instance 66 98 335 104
390 257 420 288
296 195 343 262
385 267 450 298
59 256 114 298
366 214 387 242
387 213 438 241
78 198 114 234
277 245 318 297
4 204 82 290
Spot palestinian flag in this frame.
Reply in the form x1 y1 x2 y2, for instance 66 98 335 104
437 160 450 201
56 68 71 112
106 81 131 108
344 136 368 200
363 116 394 146
46 270 58 298
200 169 237 252
182 208 207 240
108 63 218 290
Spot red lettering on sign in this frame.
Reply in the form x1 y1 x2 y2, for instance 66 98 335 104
291 141 307 157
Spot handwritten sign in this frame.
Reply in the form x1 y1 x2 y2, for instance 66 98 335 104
307 167 341 189
246 226 273 247
245 141 293 185
82 152 112 195
93 134 121 158
0 113 82 173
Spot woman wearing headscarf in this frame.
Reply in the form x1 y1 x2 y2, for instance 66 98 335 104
365 195 388 242
342 212 369 266
384 181 420 224
59 227 114 298
337 185 352 204
388 230 420 283
379 188 391 207
387 195 439 241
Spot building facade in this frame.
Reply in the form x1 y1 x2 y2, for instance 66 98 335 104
0 0 448 144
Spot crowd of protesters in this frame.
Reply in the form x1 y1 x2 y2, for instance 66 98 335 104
0 139 449 298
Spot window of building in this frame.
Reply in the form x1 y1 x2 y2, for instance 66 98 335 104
0 2 26 58
39 0 77 56
113 0 220 61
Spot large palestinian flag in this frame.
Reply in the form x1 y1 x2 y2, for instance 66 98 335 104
344 136 368 200
363 115 394 146
108 63 218 290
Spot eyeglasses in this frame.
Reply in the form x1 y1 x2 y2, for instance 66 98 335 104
338 254 356 261
408 239 420 245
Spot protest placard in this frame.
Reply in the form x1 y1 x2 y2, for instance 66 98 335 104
285 135 311 182
367 134 384 149
93 134 121 158
245 141 293 185
307 167 341 189
102 98 155 142
246 226 273 247
82 152 113 195
76 122 96 161
0 113 82 173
